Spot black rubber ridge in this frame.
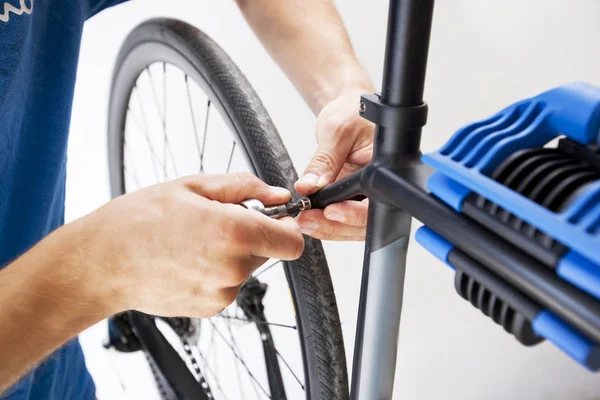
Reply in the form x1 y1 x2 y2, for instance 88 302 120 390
108 18 348 400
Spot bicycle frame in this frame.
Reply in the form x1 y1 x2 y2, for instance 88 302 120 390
309 2 435 397
113 3 600 399
310 0 600 397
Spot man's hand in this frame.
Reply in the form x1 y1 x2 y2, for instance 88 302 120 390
236 0 375 241
0 172 304 391
295 88 374 241
90 172 304 318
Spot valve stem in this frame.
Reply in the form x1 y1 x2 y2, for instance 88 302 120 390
241 197 311 219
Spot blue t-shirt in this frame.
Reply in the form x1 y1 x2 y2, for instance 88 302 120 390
1 1 127 398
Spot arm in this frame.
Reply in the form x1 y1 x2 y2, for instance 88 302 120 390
235 0 372 113
0 173 303 393
236 0 375 241
0 221 114 393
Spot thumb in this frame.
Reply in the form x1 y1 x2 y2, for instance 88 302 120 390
295 137 353 195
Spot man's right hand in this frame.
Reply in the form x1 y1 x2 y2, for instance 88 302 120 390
79 172 304 318
0 172 304 391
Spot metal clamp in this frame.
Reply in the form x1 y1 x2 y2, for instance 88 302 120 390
359 93 428 130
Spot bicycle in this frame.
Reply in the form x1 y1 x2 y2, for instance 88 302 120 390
96 1 600 399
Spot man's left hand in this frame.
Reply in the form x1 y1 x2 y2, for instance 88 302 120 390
295 88 374 241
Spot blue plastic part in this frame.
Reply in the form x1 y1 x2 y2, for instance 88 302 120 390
415 226 455 269
557 252 600 300
422 82 600 266
533 311 600 371
426 172 471 212
539 83 600 146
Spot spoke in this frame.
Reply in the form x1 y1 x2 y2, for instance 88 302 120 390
146 66 178 180
145 67 167 180
226 313 246 400
220 315 262 400
231 304 261 398
200 100 211 172
188 344 227 399
208 319 271 399
222 310 261 398
123 141 142 191
146 67 163 122
129 88 162 183
106 350 129 395
163 63 180 178
209 321 216 373
218 312 303 390
274 347 304 390
162 64 168 180
215 314 297 330
123 166 140 193
162 62 166 124
194 348 229 400
129 90 162 178
226 141 237 173
185 75 203 170
253 260 282 278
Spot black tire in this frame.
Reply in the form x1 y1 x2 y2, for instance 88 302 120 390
107 18 348 400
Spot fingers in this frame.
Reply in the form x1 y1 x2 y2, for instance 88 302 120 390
249 216 305 260
295 89 375 196
346 142 374 166
217 286 244 309
183 286 243 318
226 205 305 260
184 172 291 205
295 148 349 195
295 117 355 196
215 255 268 288
323 198 369 227
296 205 367 241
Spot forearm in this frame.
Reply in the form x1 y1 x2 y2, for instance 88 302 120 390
236 0 374 114
0 220 115 393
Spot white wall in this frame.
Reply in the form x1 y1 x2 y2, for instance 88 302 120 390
70 1 600 399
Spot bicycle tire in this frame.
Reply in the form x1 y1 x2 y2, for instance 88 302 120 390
107 18 348 400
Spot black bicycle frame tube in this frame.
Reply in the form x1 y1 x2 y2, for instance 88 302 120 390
350 1 435 399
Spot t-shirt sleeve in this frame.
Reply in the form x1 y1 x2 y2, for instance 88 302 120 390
87 0 130 20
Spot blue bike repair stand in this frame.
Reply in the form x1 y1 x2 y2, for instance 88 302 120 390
418 82 600 370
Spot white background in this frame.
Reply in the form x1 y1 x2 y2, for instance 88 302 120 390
69 1 600 399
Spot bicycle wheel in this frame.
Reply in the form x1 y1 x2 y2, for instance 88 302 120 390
102 18 348 400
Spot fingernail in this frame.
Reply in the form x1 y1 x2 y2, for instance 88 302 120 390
300 221 318 235
317 175 330 189
325 211 344 222
297 173 319 188
270 186 290 196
